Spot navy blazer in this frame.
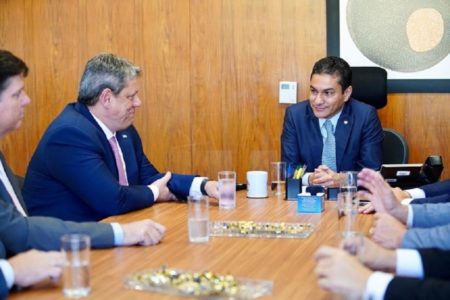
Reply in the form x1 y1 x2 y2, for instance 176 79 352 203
0 152 114 251
421 179 450 197
411 180 450 204
385 249 450 299
23 103 195 222
0 151 120 298
281 98 383 172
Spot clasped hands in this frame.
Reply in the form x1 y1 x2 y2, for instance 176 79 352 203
309 165 341 187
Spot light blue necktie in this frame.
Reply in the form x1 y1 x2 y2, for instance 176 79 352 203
321 120 337 171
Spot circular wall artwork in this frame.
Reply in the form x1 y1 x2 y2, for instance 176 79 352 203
346 0 449 72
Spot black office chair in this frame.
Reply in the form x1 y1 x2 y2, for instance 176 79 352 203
350 66 409 164
382 128 409 164
350 67 387 109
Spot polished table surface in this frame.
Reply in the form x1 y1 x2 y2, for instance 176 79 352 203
10 192 372 299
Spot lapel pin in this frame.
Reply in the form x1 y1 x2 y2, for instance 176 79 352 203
122 134 128 139
343 120 348 125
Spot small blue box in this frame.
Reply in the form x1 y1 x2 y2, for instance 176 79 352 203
297 193 325 213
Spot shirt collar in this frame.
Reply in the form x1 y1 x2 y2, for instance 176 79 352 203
318 109 342 132
89 112 115 140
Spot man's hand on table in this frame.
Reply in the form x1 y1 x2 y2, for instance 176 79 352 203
121 219 166 246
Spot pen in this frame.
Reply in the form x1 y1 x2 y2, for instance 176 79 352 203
293 166 300 179
298 164 307 179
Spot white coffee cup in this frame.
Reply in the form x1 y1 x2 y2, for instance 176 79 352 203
247 171 268 198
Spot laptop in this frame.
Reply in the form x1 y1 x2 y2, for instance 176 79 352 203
380 163 423 189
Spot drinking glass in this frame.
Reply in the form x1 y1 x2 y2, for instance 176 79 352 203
188 195 209 243
270 162 287 197
218 171 236 209
336 192 359 237
339 171 358 194
61 234 91 298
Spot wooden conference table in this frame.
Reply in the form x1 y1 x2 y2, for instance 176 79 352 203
11 191 372 299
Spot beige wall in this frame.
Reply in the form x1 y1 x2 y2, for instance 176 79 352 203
0 0 449 181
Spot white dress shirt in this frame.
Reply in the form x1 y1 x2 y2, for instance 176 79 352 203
364 249 424 300
400 187 426 205
0 161 27 216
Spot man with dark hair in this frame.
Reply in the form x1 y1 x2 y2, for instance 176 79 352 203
281 56 383 187
24 53 219 222
0 50 166 297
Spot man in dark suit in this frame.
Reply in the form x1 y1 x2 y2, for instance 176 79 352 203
281 56 383 187
392 179 450 204
357 168 450 249
23 53 219 222
360 178 450 214
0 50 166 296
315 236 450 299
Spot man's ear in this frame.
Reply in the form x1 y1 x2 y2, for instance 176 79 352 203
343 85 352 102
98 88 112 106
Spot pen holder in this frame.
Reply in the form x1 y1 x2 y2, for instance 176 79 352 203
297 193 325 213
285 178 301 200
326 187 339 201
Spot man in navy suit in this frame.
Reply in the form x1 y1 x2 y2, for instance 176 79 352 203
0 50 167 297
359 179 450 214
357 168 450 250
393 179 450 204
315 239 450 299
23 53 219 222
281 56 383 187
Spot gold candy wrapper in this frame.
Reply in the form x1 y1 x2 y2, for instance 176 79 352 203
124 266 273 299
210 220 314 238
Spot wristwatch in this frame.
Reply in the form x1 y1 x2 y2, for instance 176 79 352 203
200 178 209 195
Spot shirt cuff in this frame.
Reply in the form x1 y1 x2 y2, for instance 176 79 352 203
302 173 311 186
363 271 394 300
189 177 207 198
406 188 425 199
148 185 159 201
111 223 124 246
0 259 14 289
401 198 414 205
406 205 414 228
396 249 424 278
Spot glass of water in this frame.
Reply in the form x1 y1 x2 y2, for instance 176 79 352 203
339 171 358 194
337 192 359 237
61 234 91 298
188 195 209 243
341 231 365 262
270 162 286 197
218 171 236 209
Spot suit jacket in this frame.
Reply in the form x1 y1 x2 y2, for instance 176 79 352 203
401 203 450 249
412 194 450 205
0 153 115 251
23 103 195 222
412 202 450 228
0 241 6 299
411 180 450 204
421 180 450 197
0 268 6 299
385 249 450 300
281 98 383 172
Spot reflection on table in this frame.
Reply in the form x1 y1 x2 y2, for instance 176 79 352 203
10 191 372 300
